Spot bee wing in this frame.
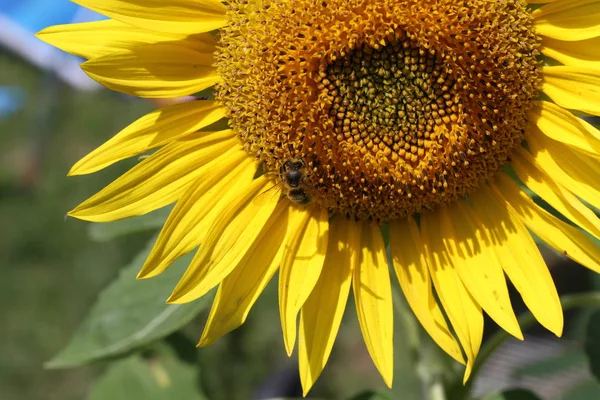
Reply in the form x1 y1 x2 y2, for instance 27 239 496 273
253 181 284 205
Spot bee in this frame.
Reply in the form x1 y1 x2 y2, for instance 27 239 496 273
280 158 312 205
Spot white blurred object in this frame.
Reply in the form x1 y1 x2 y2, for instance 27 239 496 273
473 335 599 400
0 0 104 90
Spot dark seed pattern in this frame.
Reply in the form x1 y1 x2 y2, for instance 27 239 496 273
321 36 457 168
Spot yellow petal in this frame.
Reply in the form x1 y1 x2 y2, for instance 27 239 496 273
527 132 600 210
542 36 600 69
512 147 600 241
71 103 228 175
542 66 600 116
72 0 227 35
69 133 238 222
533 0 600 41
353 223 394 388
279 205 329 356
529 100 600 160
389 217 465 365
420 208 483 383
492 173 600 274
139 152 253 278
440 203 523 340
82 44 219 98
198 202 289 346
471 183 563 336
168 177 279 303
36 19 216 60
298 217 360 395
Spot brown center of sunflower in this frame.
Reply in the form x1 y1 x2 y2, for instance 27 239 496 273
216 0 541 221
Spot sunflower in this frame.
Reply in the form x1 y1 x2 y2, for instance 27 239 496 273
38 0 600 393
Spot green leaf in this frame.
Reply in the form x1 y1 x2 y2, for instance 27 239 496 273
88 206 172 242
483 389 542 400
585 309 600 381
560 379 600 400
46 240 209 368
514 352 587 378
89 345 206 400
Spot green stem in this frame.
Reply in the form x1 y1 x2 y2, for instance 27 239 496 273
464 292 600 397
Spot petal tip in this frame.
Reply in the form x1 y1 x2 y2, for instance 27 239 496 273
299 365 316 397
197 336 211 348
165 292 184 304
80 59 92 70
462 363 473 385
383 373 393 389
67 163 87 176
284 339 294 357
135 268 152 280
543 310 564 338
34 26 57 41
69 153 104 176
552 323 564 338
515 330 525 341
506 322 524 341
301 386 311 398
167 284 201 304
66 208 85 220
136 258 162 280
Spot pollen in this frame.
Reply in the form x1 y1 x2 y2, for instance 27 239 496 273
216 0 541 221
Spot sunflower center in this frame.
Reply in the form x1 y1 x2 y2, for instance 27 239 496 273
216 0 541 221
323 37 457 167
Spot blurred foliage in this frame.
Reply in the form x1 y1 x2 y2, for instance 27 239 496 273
87 206 172 242
585 309 600 381
483 389 541 400
0 51 153 400
88 344 207 400
47 241 209 368
347 391 391 400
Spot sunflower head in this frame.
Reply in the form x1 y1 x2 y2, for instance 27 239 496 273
36 0 600 395
217 0 542 221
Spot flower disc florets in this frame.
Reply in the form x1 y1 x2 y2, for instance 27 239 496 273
216 0 541 221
